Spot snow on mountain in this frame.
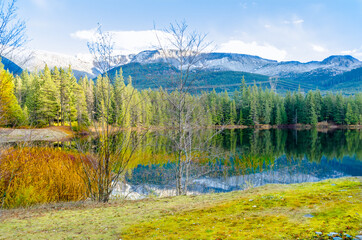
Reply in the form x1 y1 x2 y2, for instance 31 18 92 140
10 50 99 78
194 53 362 77
127 51 362 78
8 49 362 79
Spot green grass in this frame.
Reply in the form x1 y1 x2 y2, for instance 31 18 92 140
0 177 361 240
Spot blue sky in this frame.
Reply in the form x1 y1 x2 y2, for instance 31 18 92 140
17 0 362 62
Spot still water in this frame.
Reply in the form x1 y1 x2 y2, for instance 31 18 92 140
110 128 362 198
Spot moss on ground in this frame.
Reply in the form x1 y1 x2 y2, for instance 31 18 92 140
0 177 361 240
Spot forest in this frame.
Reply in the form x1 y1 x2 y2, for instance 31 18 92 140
0 61 361 128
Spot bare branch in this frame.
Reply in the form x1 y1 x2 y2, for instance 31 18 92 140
0 0 27 58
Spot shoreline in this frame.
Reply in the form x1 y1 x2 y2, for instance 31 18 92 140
1 123 360 143
1 177 361 239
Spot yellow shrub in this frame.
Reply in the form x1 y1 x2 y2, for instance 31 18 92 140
0 147 93 208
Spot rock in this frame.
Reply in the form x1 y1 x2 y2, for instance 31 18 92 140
328 232 339 237
333 237 342 240
331 183 336 186
315 231 323 235
303 214 314 218
355 235 362 240
343 233 352 238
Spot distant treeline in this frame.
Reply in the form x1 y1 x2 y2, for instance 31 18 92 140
0 63 361 127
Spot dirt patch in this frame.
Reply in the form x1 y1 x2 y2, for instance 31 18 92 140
0 128 70 143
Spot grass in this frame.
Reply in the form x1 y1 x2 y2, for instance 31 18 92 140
0 177 361 240
0 147 91 208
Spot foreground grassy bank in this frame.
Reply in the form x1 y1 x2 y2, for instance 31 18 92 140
0 177 361 240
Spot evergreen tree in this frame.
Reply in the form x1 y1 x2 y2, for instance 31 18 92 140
345 102 358 125
249 85 259 125
275 104 282 125
284 91 294 124
295 86 305 123
314 89 322 121
306 92 318 126
238 108 243 125
25 72 41 125
38 65 59 126
75 82 89 127
263 95 271 124
229 100 237 125
334 93 345 124
51 66 62 124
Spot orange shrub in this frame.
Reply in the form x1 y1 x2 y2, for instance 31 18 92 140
0 147 94 208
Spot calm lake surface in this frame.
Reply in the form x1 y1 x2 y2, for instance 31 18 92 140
107 128 362 198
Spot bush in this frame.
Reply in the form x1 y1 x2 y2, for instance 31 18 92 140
0 147 94 208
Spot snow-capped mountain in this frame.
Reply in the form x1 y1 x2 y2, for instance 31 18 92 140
9 50 99 78
112 50 362 78
7 49 362 79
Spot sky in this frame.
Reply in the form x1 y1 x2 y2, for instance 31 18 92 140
16 0 362 62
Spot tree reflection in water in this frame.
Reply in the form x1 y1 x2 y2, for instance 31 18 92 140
113 128 362 198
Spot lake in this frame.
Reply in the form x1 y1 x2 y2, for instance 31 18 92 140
106 128 362 199
16 128 361 199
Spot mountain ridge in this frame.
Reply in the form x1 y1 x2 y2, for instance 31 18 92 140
8 49 362 78
4 50 362 92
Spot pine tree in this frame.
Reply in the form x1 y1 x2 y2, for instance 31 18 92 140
280 102 287 124
80 75 95 120
38 65 59 126
295 86 305 123
263 95 271 124
229 100 237 125
306 92 318 126
75 82 89 127
345 103 353 125
249 85 259 125
284 91 294 124
238 108 243 125
314 89 322 121
334 93 345 124
345 102 358 125
25 72 41 125
63 66 78 127
17 70 31 107
275 104 282 125
59 67 67 125
51 66 62 124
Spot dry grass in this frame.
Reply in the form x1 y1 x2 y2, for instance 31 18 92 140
0 147 93 208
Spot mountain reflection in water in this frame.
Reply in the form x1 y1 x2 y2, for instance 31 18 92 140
112 129 362 199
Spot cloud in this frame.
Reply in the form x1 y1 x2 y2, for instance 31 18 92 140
30 0 48 8
312 44 328 53
71 29 171 55
293 19 304 24
341 46 362 59
283 18 304 25
70 28 98 41
216 40 287 61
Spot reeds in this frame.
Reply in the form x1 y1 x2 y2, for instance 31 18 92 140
0 147 93 208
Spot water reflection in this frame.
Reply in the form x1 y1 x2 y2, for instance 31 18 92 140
117 129 362 199
10 128 360 198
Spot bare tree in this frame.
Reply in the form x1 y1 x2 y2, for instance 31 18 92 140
0 0 27 58
79 25 146 202
154 21 224 195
